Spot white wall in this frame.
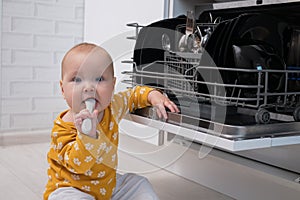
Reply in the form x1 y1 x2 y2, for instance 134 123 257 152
84 0 165 92
84 0 165 44
1 0 84 133
0 0 2 130
0 0 164 134
84 0 166 146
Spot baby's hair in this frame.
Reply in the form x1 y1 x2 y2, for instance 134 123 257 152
61 42 114 79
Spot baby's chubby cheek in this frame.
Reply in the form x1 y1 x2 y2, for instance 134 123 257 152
69 100 85 113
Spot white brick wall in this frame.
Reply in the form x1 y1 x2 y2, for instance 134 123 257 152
1 0 84 133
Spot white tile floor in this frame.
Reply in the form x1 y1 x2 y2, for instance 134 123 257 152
0 143 49 199
0 141 233 200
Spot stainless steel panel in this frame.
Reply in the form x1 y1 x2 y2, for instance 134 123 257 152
133 107 300 140
237 144 300 174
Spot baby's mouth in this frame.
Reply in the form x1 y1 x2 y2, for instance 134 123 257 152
82 98 99 110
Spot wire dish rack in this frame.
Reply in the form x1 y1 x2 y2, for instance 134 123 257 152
122 51 300 124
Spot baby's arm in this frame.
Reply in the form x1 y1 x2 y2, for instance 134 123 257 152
147 90 180 119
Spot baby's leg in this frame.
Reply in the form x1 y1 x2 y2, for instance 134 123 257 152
112 173 159 200
48 187 95 200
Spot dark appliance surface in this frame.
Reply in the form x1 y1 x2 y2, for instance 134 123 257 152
131 1 300 174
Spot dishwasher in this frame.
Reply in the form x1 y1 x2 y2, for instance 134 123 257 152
121 1 300 199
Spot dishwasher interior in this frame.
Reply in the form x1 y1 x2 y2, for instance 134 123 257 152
122 1 300 175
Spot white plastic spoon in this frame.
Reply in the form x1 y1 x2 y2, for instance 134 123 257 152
81 98 96 134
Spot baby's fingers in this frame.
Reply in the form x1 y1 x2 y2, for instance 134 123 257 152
74 117 83 125
156 104 168 120
91 110 99 126
164 100 179 113
74 109 92 124
77 109 92 118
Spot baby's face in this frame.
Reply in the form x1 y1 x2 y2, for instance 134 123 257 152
61 48 115 115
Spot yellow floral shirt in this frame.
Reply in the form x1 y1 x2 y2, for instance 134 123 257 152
44 86 154 200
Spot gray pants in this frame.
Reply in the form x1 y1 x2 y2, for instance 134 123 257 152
48 173 159 200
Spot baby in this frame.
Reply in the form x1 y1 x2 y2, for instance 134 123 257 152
44 43 179 200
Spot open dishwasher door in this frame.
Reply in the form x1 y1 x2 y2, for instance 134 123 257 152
122 0 300 173
120 1 300 199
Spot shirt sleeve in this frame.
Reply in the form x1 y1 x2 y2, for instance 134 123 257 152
49 126 98 174
76 129 118 169
111 86 154 123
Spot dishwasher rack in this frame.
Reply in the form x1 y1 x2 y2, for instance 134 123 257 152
122 51 300 124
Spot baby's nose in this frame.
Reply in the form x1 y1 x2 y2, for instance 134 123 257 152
83 84 95 93
84 87 94 92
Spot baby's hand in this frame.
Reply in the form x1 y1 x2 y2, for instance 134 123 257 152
74 109 99 138
147 90 180 119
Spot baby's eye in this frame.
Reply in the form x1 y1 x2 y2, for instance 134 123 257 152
96 77 103 82
72 77 81 82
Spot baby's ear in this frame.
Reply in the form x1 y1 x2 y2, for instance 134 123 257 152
113 77 116 86
60 80 65 97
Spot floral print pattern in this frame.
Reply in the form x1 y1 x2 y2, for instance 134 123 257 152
44 86 154 200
